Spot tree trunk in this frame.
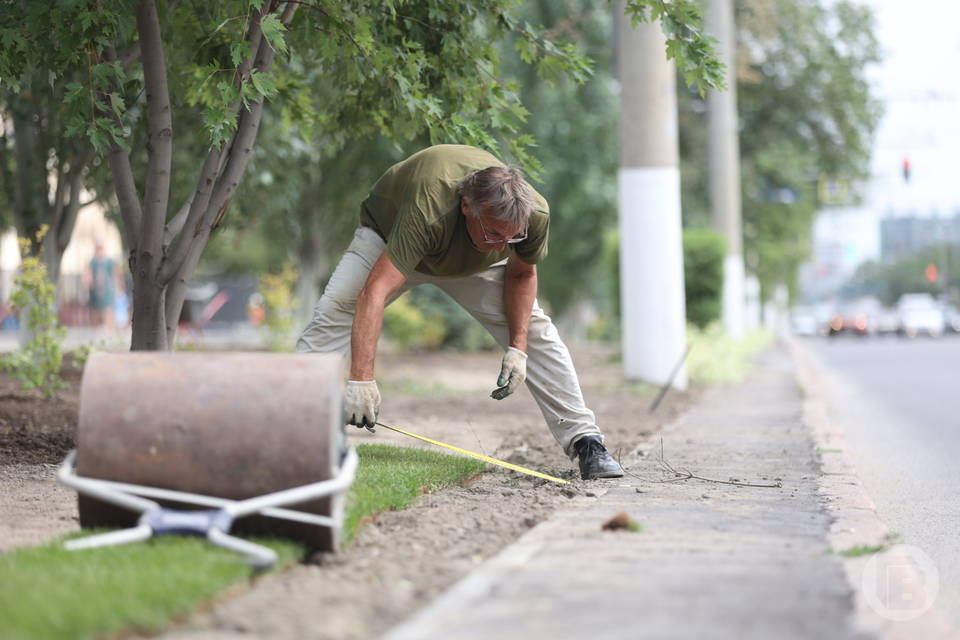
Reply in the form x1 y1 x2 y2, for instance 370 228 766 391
41 240 62 290
295 249 327 330
293 188 329 328
10 108 46 248
42 158 87 288
129 0 174 351
110 1 297 351
131 283 167 350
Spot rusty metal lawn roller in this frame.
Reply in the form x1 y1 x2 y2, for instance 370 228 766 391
57 352 356 568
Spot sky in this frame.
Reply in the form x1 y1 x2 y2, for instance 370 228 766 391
865 0 960 215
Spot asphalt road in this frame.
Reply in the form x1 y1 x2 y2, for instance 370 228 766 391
807 333 960 628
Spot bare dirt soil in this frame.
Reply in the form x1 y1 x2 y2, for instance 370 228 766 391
0 345 695 639
0 363 81 552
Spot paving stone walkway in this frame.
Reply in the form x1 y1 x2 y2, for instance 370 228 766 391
386 347 871 640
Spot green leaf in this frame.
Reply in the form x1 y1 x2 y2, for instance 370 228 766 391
260 14 288 55
108 92 124 118
230 41 252 68
249 69 277 98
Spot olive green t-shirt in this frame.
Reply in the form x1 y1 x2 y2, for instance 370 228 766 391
359 144 549 278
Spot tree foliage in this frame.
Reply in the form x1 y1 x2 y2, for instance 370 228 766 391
679 0 882 301
0 76 95 281
846 246 960 307
0 0 724 350
501 0 618 316
623 0 726 93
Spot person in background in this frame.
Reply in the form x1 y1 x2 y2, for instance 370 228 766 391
84 242 124 328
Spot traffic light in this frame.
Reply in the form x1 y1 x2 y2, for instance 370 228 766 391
902 157 911 183
925 263 938 283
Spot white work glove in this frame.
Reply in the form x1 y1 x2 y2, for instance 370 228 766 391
491 347 527 400
345 380 380 432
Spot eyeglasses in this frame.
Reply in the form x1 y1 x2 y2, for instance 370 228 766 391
477 217 528 244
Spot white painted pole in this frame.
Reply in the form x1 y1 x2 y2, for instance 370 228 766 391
617 5 688 390
707 0 746 338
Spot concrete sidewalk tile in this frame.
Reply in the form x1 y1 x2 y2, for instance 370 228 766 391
384 346 871 640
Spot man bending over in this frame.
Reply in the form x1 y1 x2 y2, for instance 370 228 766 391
296 144 623 480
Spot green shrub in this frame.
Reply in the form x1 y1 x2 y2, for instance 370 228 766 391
383 288 496 352
589 228 621 342
408 287 496 351
257 266 299 352
383 292 445 351
597 228 726 336
686 323 772 384
1 228 66 398
683 229 725 329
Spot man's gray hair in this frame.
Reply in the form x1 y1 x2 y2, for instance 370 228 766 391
458 166 536 227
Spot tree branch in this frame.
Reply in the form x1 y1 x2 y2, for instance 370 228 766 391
107 147 143 250
10 107 42 241
136 0 174 266
161 139 233 253
49 154 67 236
162 1 298 338
162 194 194 248
100 48 142 249
234 6 265 93
0 118 16 214
29 89 52 168
56 159 88 254
157 0 269 282
205 1 295 222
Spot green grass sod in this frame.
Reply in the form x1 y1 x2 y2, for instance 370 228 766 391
0 443 485 640
342 443 486 544
0 536 302 640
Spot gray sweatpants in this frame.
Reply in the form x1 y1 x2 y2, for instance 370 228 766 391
296 226 602 458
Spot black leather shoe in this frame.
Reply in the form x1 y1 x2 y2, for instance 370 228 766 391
574 436 624 480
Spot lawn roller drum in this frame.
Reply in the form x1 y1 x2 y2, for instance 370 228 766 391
58 352 356 567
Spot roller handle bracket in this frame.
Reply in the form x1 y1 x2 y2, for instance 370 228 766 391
142 509 235 538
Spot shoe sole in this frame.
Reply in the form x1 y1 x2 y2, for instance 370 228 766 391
582 470 625 480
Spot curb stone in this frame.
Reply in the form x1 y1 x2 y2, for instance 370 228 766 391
791 338 958 639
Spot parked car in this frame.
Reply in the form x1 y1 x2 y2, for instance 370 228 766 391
896 293 945 337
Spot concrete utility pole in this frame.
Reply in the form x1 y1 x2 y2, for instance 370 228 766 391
707 0 746 338
616 4 688 390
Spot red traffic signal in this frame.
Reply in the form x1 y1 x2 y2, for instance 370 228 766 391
925 263 938 282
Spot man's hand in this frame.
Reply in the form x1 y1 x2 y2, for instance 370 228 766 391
345 380 381 431
491 347 527 400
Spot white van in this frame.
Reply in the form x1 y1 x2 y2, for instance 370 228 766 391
896 293 946 337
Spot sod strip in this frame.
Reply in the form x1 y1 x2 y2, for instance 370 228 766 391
343 443 486 545
0 443 485 640
0 537 302 640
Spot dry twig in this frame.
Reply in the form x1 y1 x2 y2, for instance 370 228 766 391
621 438 782 489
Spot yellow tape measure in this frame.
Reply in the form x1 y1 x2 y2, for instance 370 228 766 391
375 422 569 485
